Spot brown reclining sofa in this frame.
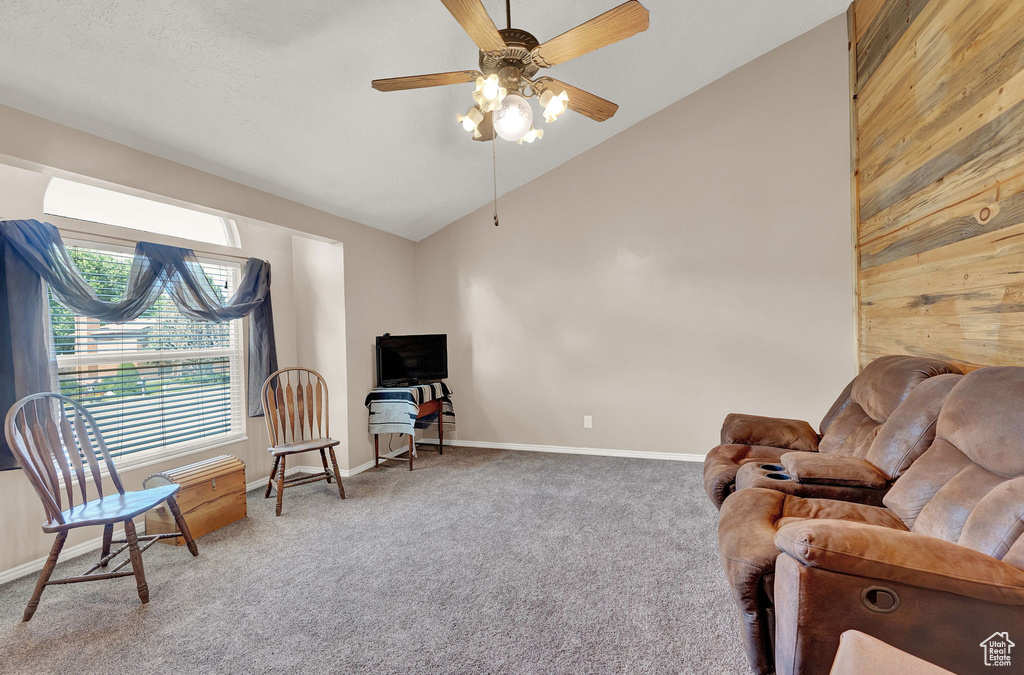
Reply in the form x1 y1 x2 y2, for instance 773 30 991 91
703 355 962 509
718 366 1024 675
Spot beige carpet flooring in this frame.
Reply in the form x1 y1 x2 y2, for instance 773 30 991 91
0 446 747 674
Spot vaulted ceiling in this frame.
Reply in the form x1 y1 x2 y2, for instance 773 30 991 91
0 1 848 240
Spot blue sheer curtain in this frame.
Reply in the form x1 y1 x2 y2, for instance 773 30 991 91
0 219 278 470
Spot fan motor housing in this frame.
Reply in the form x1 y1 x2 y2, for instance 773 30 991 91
480 28 540 80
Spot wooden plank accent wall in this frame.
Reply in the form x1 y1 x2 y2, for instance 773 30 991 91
851 0 1024 371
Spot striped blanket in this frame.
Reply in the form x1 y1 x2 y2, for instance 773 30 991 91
365 383 455 441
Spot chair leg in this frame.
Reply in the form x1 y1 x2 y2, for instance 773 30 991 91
374 434 379 467
167 496 199 557
123 520 149 604
408 434 414 471
328 448 346 499
276 454 287 516
264 456 280 498
319 448 332 483
439 409 444 456
100 523 114 566
23 531 67 622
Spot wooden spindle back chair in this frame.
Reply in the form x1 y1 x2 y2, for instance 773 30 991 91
5 393 198 621
9 393 121 525
261 367 345 516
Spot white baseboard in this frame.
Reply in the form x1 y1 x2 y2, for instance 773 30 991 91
434 439 706 463
245 465 310 492
244 442 702 493
343 447 411 476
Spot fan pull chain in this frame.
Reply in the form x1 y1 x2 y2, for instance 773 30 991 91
492 138 499 227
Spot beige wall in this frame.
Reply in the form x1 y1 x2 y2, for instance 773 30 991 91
291 236 349 448
415 16 856 455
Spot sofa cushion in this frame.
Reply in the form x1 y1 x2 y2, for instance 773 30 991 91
819 356 962 458
883 438 973 530
880 367 1024 567
852 356 958 423
939 366 1024 478
865 373 961 479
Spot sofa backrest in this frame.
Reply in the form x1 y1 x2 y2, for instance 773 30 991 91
863 373 961 480
817 355 962 460
884 366 1024 569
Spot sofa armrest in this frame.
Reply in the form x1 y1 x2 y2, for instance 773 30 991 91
775 520 1024 605
720 413 819 452
781 453 888 488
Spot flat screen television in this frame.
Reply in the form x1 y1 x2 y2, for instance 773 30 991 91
376 334 448 387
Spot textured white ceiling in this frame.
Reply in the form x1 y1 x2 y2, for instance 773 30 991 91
0 1 848 241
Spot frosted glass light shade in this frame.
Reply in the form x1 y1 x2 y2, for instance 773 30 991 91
457 107 484 133
473 74 506 112
515 126 544 144
540 89 569 122
493 94 533 141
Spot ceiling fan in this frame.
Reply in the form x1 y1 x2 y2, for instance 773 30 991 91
371 0 650 144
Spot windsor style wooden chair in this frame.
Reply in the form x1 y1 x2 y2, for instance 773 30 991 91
4 393 198 622
261 367 345 516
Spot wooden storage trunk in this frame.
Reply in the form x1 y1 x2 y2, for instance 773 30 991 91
144 455 247 545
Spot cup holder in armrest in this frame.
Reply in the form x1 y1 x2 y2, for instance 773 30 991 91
764 472 792 481
759 464 785 472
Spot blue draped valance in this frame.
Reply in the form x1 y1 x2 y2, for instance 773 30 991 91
0 219 278 470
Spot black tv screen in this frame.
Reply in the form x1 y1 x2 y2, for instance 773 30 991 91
376 334 448 387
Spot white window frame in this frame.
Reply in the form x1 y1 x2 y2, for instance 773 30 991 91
53 238 248 474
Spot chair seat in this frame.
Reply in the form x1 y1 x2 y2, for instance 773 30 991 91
43 484 180 533
268 437 340 456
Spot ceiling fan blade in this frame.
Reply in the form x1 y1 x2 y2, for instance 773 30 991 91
531 1 649 68
472 111 496 141
537 78 619 122
439 0 506 55
372 71 480 92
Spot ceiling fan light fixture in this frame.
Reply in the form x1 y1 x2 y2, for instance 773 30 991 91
493 94 533 141
372 0 649 151
540 89 569 122
457 106 485 134
515 126 544 144
473 74 507 112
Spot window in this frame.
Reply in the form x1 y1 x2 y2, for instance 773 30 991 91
44 178 238 248
50 244 245 463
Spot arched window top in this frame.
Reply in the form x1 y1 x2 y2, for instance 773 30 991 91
44 177 239 248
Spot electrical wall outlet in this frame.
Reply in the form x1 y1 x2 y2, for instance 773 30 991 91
583 415 593 429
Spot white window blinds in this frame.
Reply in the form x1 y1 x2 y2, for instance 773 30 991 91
49 244 244 460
